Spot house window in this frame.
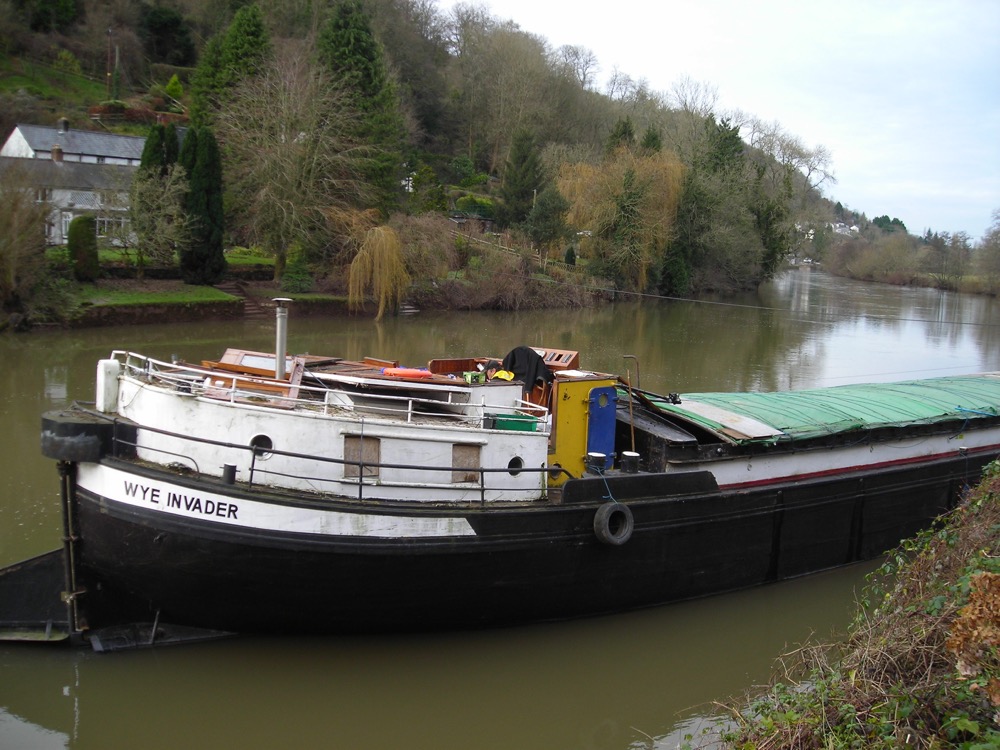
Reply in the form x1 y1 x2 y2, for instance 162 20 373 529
96 216 128 237
61 212 74 240
35 188 52 203
452 444 481 483
344 436 380 478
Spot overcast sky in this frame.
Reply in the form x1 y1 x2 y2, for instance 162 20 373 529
436 0 1000 240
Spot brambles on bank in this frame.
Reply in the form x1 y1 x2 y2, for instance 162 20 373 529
711 461 1000 750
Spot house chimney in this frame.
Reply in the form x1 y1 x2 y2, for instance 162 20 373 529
51 145 64 163
57 117 69 134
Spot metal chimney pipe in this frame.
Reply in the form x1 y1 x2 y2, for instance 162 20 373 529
273 298 291 379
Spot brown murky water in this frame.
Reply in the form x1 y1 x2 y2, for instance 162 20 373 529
2 268 998 749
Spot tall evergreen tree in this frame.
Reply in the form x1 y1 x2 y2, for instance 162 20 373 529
139 124 166 175
220 4 271 83
139 123 181 177
606 117 636 154
163 122 179 167
527 186 570 260
189 6 271 126
189 36 223 127
178 125 198 176
179 127 226 285
317 0 405 216
499 130 545 226
639 125 663 154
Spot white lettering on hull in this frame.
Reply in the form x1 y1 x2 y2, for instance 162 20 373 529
80 464 476 538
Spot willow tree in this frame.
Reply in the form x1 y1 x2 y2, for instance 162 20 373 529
559 148 684 291
348 225 410 321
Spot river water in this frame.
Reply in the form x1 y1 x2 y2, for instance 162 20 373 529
1 268 998 749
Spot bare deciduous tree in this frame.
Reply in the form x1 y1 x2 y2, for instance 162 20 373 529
0 163 48 313
977 209 1000 294
216 40 372 273
127 164 191 275
553 44 599 89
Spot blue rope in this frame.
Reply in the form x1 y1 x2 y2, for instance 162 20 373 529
593 467 617 503
956 406 998 417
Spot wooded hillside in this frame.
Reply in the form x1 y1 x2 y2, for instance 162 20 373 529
9 0 983 301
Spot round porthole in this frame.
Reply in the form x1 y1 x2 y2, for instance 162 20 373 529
507 456 524 476
250 434 273 459
597 392 609 408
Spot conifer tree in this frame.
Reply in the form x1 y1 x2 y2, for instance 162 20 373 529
220 4 271 84
189 6 271 126
139 123 166 175
177 125 198 176
139 123 180 176
317 0 404 216
606 117 636 154
499 130 545 226
189 36 223 126
179 127 225 285
163 122 179 166
639 125 663 154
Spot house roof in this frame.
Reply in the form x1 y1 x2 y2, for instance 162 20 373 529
0 156 135 192
13 123 146 161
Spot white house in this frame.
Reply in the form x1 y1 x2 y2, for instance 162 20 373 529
0 119 146 245
0 155 134 245
1 119 145 166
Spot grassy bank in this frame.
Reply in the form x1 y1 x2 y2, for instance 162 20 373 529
78 280 234 306
708 463 1000 750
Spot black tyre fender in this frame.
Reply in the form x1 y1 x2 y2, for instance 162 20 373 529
593 502 634 545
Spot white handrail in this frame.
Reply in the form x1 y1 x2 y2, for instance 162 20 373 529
112 351 549 430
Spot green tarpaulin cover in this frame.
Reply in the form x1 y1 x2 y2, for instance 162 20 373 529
647 374 1000 444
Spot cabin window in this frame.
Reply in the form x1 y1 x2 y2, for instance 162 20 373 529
452 444 481 483
345 436 380 478
249 434 273 459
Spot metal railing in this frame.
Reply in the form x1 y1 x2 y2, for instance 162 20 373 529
91 405 566 506
114 350 548 428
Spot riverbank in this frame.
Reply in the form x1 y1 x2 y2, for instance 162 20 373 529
708 462 1000 750
67 279 366 328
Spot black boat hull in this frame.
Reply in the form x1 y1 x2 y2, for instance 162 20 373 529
66 450 988 635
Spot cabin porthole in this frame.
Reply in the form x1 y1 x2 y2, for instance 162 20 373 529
594 502 633 546
507 456 524 476
249 434 273 459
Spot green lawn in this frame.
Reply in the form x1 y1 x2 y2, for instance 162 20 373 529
78 283 235 306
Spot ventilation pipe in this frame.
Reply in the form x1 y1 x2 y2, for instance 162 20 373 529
273 298 291 379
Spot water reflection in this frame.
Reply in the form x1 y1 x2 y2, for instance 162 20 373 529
0 562 876 750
